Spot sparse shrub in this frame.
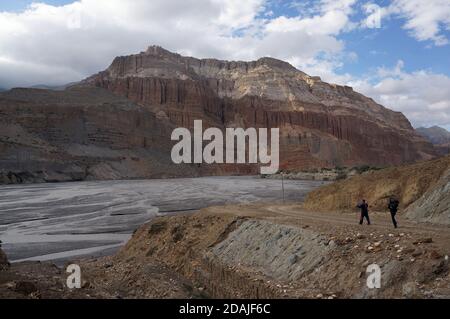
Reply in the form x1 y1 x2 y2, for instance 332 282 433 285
355 165 382 174
336 172 348 180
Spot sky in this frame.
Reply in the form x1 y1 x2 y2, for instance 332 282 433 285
0 0 449 130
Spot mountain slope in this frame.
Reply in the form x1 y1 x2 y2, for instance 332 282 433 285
82 45 436 169
0 87 202 183
0 46 439 183
406 167 450 225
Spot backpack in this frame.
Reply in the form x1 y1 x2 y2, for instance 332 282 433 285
389 200 399 211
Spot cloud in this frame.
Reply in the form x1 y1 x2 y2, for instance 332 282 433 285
265 10 350 35
376 0 450 46
0 0 358 88
351 60 450 128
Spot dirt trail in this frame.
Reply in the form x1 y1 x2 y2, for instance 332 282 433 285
207 203 450 236
206 204 450 255
267 205 450 237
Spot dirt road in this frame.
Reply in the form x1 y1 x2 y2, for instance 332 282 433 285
208 203 450 244
268 205 450 240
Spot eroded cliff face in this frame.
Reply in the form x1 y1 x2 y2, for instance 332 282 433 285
0 87 203 183
0 46 438 183
83 45 436 170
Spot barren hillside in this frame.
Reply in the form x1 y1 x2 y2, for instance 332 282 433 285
303 156 450 224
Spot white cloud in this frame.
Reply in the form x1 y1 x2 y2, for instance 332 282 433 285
351 61 450 128
212 0 265 29
265 10 350 35
377 0 450 46
0 0 358 88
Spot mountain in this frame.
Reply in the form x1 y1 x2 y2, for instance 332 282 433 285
0 83 74 92
29 83 77 91
82 46 436 169
416 126 450 156
0 87 203 184
0 46 438 184
416 126 450 145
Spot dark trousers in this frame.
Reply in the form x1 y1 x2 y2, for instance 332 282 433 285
390 211 398 228
360 212 371 225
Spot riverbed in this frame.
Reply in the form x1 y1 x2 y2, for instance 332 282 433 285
0 176 326 263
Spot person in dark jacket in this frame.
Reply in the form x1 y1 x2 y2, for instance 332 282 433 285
357 199 371 225
388 197 399 228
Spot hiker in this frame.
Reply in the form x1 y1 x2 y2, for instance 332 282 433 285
388 197 400 228
357 199 371 225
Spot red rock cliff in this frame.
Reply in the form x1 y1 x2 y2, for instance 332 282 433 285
82 46 436 170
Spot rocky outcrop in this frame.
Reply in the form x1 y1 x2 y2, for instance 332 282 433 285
210 219 333 281
406 167 450 225
82 46 436 170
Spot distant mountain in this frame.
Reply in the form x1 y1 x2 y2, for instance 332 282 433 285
416 126 450 156
30 82 78 91
0 83 77 92
416 126 450 145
